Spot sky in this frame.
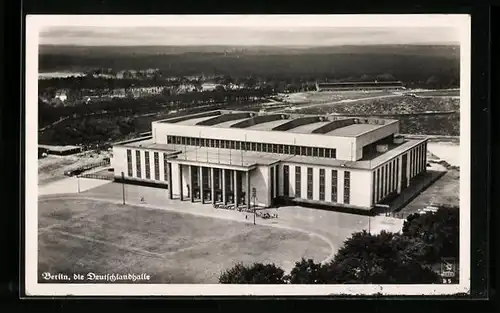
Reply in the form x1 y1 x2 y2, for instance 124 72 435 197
39 26 460 46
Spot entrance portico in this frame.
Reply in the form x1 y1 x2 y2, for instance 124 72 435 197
168 159 254 210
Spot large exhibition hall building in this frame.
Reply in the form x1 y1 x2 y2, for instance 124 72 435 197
111 110 428 211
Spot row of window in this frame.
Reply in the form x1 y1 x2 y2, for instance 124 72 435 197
373 143 426 204
288 165 348 204
374 157 400 203
127 149 169 182
166 135 337 159
410 143 427 178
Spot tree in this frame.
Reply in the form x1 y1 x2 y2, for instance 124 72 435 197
286 258 327 284
402 207 459 263
219 262 286 284
426 75 441 88
323 230 440 284
376 73 396 81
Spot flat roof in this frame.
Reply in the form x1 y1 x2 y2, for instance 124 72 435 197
175 116 215 126
325 123 383 137
172 145 282 167
245 119 289 131
119 139 178 153
156 110 398 139
286 121 331 134
212 118 250 128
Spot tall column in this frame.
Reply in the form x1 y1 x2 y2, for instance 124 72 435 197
234 170 239 207
222 168 227 204
189 165 194 202
406 153 411 187
423 142 428 172
178 164 183 201
167 162 173 199
246 170 251 210
397 156 402 194
199 166 204 204
210 167 215 203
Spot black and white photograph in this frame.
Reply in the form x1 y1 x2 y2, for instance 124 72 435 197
25 14 470 296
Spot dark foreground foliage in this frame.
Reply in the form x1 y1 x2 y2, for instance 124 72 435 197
219 208 458 284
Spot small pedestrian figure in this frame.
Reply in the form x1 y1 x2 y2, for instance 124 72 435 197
245 215 248 220
140 197 145 203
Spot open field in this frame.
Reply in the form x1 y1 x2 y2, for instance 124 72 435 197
282 90 397 104
38 199 331 283
38 151 112 185
413 89 460 97
292 95 459 115
285 96 460 136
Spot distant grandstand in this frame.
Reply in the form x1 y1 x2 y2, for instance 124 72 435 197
315 81 405 91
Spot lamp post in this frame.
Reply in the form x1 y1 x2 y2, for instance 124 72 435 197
121 171 125 205
252 187 257 225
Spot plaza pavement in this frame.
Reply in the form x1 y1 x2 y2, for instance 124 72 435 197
38 178 404 268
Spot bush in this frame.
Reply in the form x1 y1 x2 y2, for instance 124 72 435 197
219 262 286 284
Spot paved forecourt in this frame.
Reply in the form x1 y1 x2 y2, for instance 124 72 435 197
38 181 403 283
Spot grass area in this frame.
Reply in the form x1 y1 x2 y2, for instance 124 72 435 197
290 96 460 136
38 151 112 185
397 113 460 136
284 90 397 103
38 199 330 283
295 96 459 115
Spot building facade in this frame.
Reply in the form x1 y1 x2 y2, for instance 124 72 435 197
112 110 427 211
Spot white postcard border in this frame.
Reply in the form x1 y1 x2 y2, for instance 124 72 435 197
25 14 471 296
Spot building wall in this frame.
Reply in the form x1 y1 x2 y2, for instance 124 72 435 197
153 120 399 162
355 121 400 159
112 136 427 211
249 165 271 207
279 162 372 209
152 122 357 161
371 140 427 205
111 146 127 177
111 146 169 186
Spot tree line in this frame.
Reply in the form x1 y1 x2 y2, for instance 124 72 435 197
219 207 459 284
39 49 460 89
38 88 273 127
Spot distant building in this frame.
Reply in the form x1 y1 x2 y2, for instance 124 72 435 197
111 88 127 98
201 83 219 92
127 86 164 98
315 81 405 91
54 89 68 102
175 84 198 94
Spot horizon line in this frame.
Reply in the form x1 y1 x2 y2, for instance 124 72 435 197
39 42 460 47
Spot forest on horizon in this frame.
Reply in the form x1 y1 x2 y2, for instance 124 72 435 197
39 44 460 86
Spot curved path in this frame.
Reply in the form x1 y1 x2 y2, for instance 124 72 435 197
39 192 337 267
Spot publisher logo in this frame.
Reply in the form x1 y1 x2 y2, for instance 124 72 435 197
440 258 457 283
